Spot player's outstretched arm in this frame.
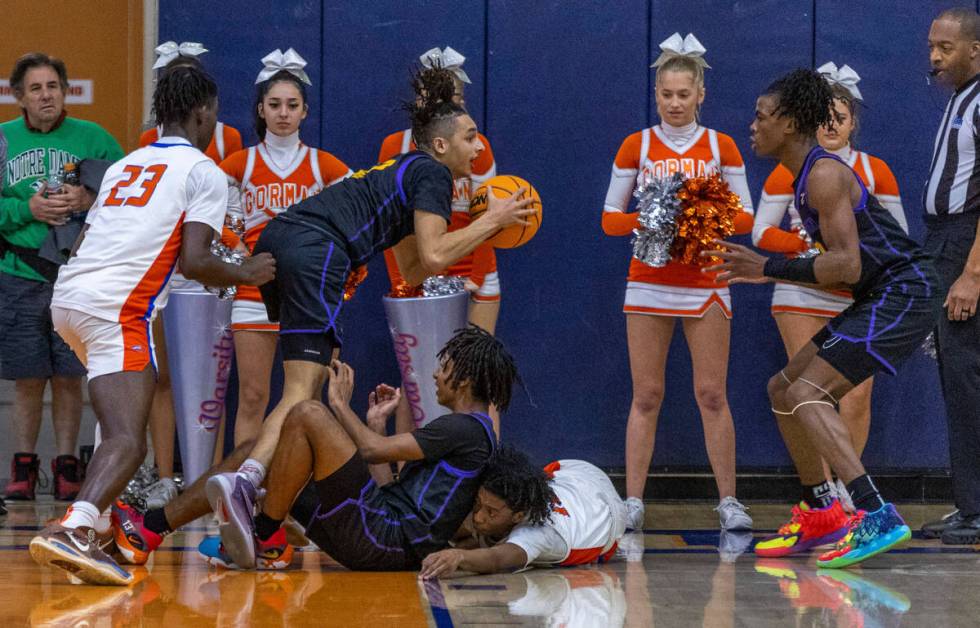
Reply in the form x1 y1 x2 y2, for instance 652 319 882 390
419 544 528 579
179 222 276 287
413 187 534 276
326 360 427 464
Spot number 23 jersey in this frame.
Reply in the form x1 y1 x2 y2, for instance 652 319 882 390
52 138 227 323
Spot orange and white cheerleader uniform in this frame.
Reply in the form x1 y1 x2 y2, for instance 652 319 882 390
219 131 352 331
140 122 243 165
753 145 906 317
378 129 499 301
603 122 755 317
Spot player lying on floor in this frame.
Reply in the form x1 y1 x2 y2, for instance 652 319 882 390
113 326 520 571
418 447 627 578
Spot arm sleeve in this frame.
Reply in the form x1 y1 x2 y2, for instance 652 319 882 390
470 134 496 183
505 524 569 566
602 133 641 236
377 133 402 163
753 167 807 253
318 152 353 185
408 160 453 222
718 134 754 234
0 129 34 233
184 161 228 233
224 126 244 157
411 415 482 461
870 157 908 234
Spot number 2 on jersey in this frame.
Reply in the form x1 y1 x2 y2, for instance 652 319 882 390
104 164 168 207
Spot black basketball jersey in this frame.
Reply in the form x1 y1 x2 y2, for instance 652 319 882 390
279 151 453 265
794 146 933 299
381 412 496 558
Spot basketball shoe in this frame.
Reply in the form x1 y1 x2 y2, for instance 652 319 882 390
754 500 849 557
29 523 133 585
816 504 911 568
112 501 163 565
198 530 292 570
206 471 259 569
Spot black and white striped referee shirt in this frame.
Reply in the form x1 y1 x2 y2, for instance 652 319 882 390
925 74 980 216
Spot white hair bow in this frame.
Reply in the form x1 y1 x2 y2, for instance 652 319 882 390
817 62 863 101
255 48 312 85
651 33 710 69
419 46 471 84
153 41 208 70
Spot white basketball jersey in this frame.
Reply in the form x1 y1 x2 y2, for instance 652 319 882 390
53 139 227 323
507 460 627 566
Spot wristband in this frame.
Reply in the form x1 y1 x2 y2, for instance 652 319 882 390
763 256 818 284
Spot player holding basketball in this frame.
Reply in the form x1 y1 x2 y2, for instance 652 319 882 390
380 45 503 435
419 447 627 577
705 68 940 567
196 64 532 559
221 48 351 446
29 65 276 585
753 63 907 517
603 33 755 532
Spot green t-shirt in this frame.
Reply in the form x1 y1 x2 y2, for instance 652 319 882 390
0 115 124 282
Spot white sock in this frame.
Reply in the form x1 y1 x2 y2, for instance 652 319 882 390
93 507 112 534
62 501 101 530
236 459 266 489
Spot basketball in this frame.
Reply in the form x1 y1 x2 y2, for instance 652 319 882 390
468 175 542 249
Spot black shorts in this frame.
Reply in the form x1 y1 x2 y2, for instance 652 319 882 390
252 218 350 364
0 272 86 380
292 454 420 571
812 280 941 385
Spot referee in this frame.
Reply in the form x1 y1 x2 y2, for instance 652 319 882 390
922 8 980 545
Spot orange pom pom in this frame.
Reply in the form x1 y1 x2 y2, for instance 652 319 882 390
671 173 742 265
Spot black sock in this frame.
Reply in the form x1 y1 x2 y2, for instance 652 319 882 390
143 508 172 537
255 512 283 541
802 481 834 509
846 474 886 513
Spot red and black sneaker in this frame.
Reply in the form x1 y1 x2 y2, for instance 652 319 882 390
52 455 82 501
4 452 40 501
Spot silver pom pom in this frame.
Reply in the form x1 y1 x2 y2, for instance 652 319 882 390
422 275 466 296
631 173 684 268
204 241 246 300
795 226 822 259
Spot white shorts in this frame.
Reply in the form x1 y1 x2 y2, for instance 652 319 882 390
231 299 279 332
51 306 157 380
771 283 852 318
471 271 500 303
623 282 732 318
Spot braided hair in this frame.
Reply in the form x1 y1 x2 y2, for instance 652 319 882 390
481 446 555 526
437 325 522 411
763 68 834 139
254 69 308 140
151 64 218 127
404 64 468 150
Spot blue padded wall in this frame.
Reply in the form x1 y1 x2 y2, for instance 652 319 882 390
159 0 963 471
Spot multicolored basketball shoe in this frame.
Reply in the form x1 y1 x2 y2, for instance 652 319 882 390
111 501 163 565
754 500 849 557
29 523 133 586
816 503 911 568
198 535 238 569
206 472 258 569
198 530 293 570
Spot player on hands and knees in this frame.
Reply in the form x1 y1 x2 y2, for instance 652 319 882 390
704 69 940 568
29 65 275 585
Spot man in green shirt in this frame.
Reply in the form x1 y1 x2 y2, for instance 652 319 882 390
0 52 123 502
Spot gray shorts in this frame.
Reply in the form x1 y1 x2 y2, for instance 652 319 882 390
0 272 86 380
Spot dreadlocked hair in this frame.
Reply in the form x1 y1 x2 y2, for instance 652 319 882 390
481 446 555 526
151 64 218 127
764 68 834 139
403 64 467 150
437 325 522 411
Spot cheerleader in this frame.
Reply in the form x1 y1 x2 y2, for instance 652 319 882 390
220 48 351 445
752 62 906 513
603 34 755 531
